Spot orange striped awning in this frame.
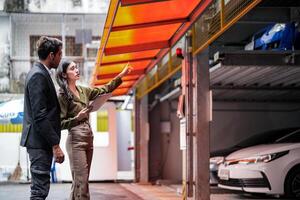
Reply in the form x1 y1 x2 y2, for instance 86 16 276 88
91 0 212 96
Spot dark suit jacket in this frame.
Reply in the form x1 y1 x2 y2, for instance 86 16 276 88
20 62 61 150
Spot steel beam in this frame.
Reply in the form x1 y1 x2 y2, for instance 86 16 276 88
194 48 210 200
104 41 170 55
185 31 194 198
97 69 145 79
111 18 188 32
134 97 141 182
101 56 156 66
121 0 170 6
211 86 300 91
94 75 140 85
220 51 300 66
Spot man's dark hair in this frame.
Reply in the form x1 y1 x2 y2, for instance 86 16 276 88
36 36 62 60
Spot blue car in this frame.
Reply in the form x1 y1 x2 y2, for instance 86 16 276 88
246 22 299 51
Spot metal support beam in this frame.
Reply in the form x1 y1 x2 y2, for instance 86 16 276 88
104 41 169 55
97 69 145 79
94 75 140 85
121 0 170 6
111 18 188 32
185 30 194 198
220 0 225 28
211 86 300 91
134 96 141 182
194 48 210 200
220 51 300 66
101 56 156 66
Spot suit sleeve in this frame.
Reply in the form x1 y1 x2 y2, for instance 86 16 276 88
28 73 60 147
88 77 122 100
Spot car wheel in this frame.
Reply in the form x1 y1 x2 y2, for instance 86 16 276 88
285 167 300 198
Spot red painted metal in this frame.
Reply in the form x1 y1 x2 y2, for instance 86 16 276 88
97 69 145 79
101 56 156 66
121 0 170 6
111 18 188 32
138 0 212 82
104 40 169 55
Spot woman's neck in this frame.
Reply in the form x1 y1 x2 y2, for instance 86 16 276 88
68 81 77 92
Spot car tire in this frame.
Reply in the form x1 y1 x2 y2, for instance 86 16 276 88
284 166 300 198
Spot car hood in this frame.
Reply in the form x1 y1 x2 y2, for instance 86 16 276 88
226 143 300 160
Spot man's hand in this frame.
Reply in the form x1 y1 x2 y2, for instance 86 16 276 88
52 145 65 164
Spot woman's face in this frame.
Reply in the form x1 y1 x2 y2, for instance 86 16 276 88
65 62 80 82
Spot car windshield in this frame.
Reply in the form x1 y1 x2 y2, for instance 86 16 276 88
275 129 300 143
210 127 300 157
236 127 300 147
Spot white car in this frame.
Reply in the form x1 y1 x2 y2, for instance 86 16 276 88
218 129 300 198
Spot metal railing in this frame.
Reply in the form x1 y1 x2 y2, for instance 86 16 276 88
136 52 182 98
136 0 262 99
194 0 262 55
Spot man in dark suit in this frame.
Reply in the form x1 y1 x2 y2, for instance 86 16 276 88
21 36 65 200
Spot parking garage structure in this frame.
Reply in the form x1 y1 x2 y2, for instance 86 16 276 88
92 0 300 199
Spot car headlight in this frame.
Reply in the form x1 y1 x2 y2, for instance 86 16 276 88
210 156 225 165
226 150 289 165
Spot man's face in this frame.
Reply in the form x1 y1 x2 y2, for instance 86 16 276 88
50 46 62 69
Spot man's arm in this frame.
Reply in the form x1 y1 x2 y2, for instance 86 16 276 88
28 73 64 163
28 73 60 147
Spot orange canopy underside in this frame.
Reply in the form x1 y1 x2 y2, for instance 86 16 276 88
91 0 212 96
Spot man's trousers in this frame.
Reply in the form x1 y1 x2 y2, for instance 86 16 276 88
27 148 53 200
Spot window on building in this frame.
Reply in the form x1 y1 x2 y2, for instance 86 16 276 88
65 36 82 56
30 36 41 57
87 48 98 58
30 35 99 58
87 36 101 58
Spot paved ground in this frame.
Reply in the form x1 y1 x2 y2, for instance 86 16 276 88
0 183 143 200
0 183 297 200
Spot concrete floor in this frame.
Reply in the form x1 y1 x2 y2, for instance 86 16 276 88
0 183 143 200
210 186 295 200
0 183 296 200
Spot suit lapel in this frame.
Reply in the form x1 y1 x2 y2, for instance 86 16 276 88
35 62 60 110
36 63 54 87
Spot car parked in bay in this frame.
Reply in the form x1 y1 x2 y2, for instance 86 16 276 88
210 127 300 185
218 128 300 198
